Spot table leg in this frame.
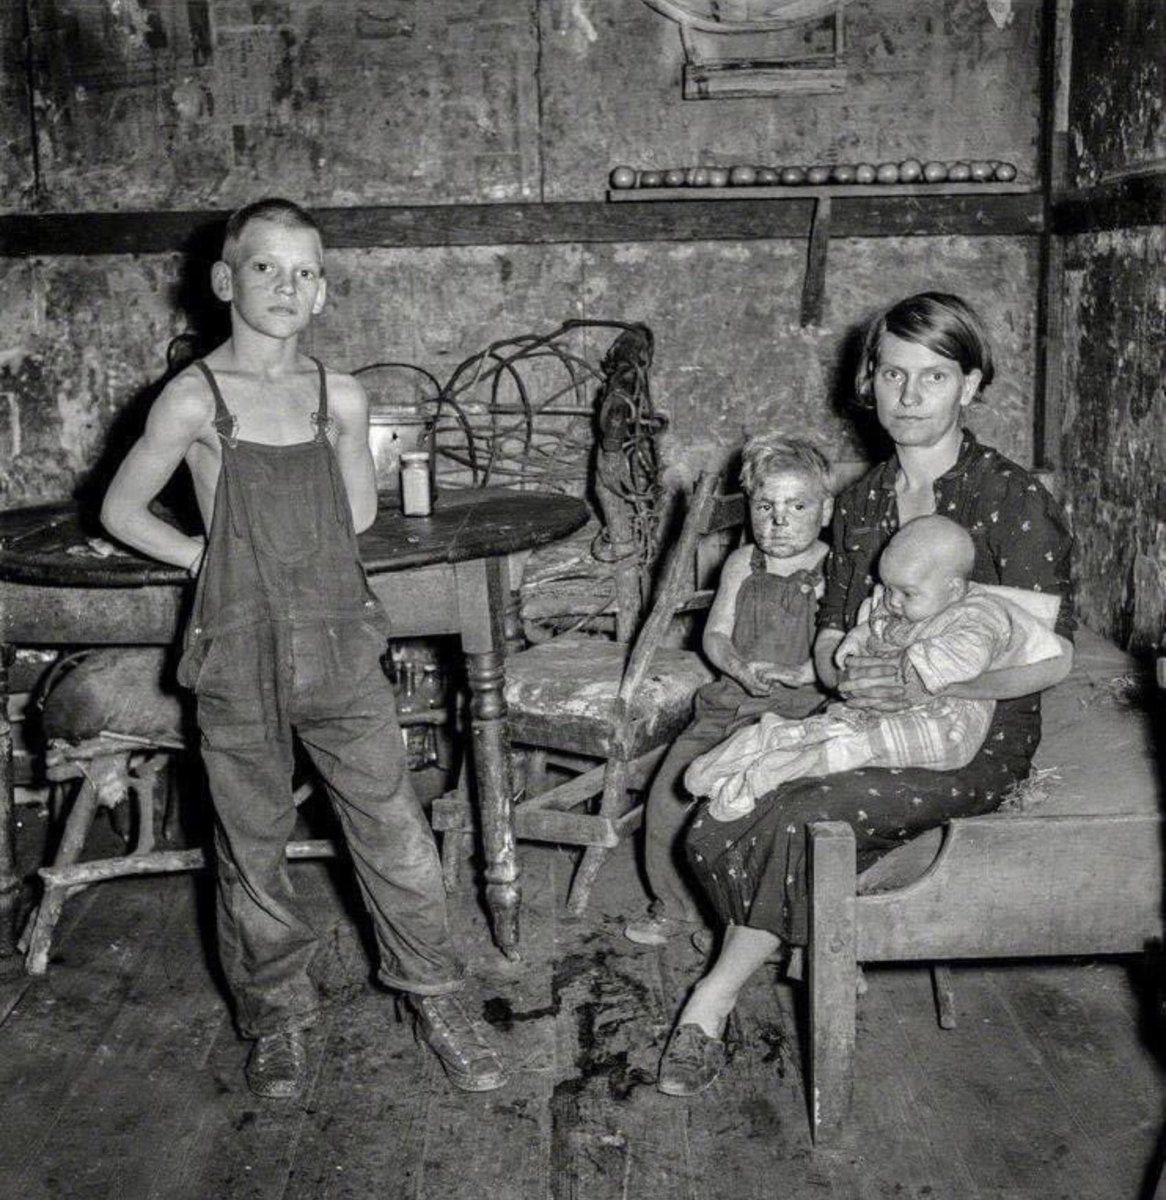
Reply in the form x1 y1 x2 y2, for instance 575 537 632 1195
0 644 18 956
464 649 521 960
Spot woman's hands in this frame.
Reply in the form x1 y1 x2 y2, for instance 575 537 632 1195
835 653 929 712
815 627 928 712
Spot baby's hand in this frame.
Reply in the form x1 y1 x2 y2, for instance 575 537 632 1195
834 631 863 671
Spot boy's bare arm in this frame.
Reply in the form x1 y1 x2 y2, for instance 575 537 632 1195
101 374 213 571
329 372 379 533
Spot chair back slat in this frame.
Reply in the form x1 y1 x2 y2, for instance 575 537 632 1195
617 472 721 707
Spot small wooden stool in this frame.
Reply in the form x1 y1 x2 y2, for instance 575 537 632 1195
20 732 328 975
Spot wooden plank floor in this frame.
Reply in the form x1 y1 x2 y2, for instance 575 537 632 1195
1 803 1164 1200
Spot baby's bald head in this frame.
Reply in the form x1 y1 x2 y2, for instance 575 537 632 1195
878 516 976 622
884 516 975 580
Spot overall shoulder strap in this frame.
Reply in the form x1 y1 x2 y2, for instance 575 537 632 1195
310 357 331 437
192 360 237 444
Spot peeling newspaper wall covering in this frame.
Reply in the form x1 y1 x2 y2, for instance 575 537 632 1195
1058 5 1166 650
0 0 1042 505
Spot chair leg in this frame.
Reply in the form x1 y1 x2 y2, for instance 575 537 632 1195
808 821 859 1147
565 759 628 915
932 965 957 1029
524 748 549 800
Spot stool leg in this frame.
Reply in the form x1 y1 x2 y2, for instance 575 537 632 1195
17 777 101 959
24 880 70 976
50 778 103 871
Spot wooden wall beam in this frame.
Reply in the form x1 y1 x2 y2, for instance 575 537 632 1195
1051 174 1166 236
0 195 1045 258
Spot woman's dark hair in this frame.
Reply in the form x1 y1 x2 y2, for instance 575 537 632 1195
853 292 995 408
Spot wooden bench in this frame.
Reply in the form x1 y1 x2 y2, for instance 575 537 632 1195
807 627 1163 1144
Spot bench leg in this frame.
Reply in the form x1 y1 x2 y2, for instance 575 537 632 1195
808 820 858 1146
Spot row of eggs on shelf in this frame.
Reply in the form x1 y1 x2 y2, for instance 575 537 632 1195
609 160 1019 188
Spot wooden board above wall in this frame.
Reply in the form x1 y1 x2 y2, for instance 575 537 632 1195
0 192 1044 257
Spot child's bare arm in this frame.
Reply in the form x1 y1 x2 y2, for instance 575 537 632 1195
101 374 212 572
703 546 783 695
329 372 379 533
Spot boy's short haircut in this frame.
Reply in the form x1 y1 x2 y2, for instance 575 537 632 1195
739 434 832 499
221 197 322 268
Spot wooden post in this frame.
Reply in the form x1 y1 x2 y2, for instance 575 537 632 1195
808 819 858 1145
0 644 17 957
800 194 831 328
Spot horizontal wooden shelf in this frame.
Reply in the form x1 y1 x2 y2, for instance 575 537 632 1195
607 182 1036 201
0 191 1046 258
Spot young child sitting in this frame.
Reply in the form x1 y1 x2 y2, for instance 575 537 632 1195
101 197 507 1099
686 514 1063 820
623 434 832 945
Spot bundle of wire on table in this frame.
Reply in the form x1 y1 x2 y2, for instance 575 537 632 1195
356 319 669 642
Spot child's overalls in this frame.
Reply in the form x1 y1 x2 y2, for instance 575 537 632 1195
177 358 462 1039
642 548 827 921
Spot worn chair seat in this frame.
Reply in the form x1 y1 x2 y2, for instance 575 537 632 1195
503 639 714 759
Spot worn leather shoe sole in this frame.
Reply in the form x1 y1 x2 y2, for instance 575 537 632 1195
246 1028 307 1100
624 914 701 946
657 1022 726 1096
413 994 508 1092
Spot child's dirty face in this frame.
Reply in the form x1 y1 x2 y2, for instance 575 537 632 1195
748 470 831 559
218 219 326 338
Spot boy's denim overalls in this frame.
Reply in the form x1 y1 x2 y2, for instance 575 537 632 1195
177 358 463 1038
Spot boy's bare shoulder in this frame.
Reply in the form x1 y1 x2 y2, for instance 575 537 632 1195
322 366 370 424
154 365 217 430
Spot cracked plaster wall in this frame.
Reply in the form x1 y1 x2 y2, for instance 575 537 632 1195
0 0 1042 507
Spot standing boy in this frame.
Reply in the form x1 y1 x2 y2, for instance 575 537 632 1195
102 197 507 1099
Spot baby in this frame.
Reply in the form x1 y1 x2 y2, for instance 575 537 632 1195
687 514 1063 820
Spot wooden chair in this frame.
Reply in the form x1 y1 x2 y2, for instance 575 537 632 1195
433 472 750 914
806 628 1165 1145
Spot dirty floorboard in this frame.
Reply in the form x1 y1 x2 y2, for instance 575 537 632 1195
1 805 1164 1200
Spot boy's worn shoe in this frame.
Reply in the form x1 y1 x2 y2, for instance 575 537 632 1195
623 912 703 946
246 1028 308 1100
412 993 508 1092
656 1023 726 1096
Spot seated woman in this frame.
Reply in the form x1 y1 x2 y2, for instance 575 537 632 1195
656 291 1076 1097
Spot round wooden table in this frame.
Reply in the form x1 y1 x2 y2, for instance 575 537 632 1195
0 487 590 961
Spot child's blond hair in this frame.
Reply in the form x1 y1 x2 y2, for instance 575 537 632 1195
739 434 832 499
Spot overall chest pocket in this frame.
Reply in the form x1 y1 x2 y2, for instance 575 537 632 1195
242 477 323 565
